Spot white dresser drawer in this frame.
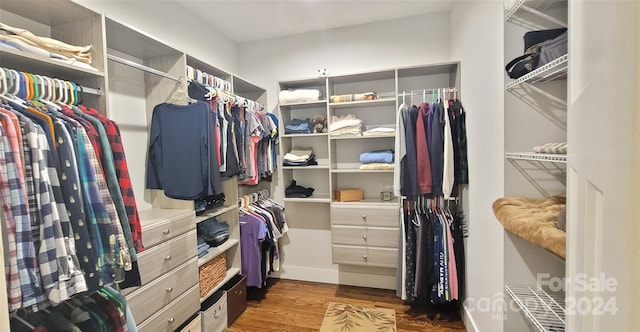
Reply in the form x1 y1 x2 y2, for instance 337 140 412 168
331 226 399 248
137 230 197 284
331 205 399 227
138 284 200 332
139 208 195 248
332 245 398 268
127 257 199 323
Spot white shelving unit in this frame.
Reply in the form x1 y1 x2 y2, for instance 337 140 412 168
503 0 568 330
505 285 566 332
276 63 460 289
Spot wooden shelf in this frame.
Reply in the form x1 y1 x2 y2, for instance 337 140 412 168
328 98 396 109
331 168 394 173
282 165 330 170
0 48 104 80
197 239 239 267
199 267 241 303
331 198 399 206
283 195 331 203
195 204 238 223
281 133 328 138
279 100 327 108
330 134 395 140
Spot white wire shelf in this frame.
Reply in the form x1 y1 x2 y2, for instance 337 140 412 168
505 285 565 332
505 0 567 27
506 152 567 163
506 54 568 90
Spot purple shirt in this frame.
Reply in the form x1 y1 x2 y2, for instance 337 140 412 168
240 213 266 287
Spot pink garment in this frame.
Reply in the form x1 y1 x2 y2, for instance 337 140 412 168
416 103 432 194
445 218 458 300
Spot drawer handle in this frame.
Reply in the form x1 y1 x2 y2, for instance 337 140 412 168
162 229 170 235
168 317 175 324
363 255 368 261
166 287 173 293
362 234 367 240
361 214 366 220
164 255 172 261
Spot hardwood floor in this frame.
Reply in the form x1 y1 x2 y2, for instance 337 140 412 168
228 278 466 332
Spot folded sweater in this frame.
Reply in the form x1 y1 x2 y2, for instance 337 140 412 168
359 149 394 164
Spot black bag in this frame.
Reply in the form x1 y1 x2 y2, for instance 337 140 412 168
506 28 568 79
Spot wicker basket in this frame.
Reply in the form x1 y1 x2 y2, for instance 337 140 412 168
199 254 227 298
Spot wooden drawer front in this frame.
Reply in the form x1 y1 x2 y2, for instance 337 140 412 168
138 230 197 284
138 284 200 332
331 206 399 227
180 315 201 332
332 245 398 268
128 257 199 323
140 209 195 248
331 226 399 248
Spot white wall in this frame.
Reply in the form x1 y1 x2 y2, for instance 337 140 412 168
237 12 451 115
450 2 504 332
73 0 239 73
236 11 452 285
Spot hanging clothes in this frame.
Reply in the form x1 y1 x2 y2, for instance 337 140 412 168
0 75 143 311
398 89 468 305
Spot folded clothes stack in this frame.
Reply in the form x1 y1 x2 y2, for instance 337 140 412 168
533 142 567 154
362 127 395 136
279 89 321 104
283 148 318 166
197 217 230 247
359 149 395 170
285 180 315 198
329 114 363 136
0 22 95 71
284 118 312 134
197 237 210 258
329 91 379 103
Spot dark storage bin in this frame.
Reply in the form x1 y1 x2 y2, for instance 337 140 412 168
221 274 246 326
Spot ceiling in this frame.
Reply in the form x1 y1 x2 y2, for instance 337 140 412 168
172 0 455 43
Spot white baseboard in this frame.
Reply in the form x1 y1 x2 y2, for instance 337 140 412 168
462 304 479 332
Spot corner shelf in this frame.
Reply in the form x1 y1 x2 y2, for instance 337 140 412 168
197 239 240 267
506 152 567 163
199 267 241 303
505 285 565 332
505 54 568 90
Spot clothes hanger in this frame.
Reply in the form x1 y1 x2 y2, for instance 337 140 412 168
0 68 6 96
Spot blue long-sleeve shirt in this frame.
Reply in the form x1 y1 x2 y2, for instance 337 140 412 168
146 102 212 199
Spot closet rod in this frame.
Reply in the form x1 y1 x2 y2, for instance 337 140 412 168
397 89 459 97
107 54 181 82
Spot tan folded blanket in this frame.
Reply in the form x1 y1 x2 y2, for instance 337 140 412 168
330 92 379 103
493 194 566 259
359 163 394 170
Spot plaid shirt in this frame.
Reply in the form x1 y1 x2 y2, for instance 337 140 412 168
81 106 143 253
76 106 136 263
38 125 88 302
54 118 102 292
76 129 120 285
1 119 45 308
0 117 23 310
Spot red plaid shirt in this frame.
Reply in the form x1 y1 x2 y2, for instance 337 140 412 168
81 106 144 253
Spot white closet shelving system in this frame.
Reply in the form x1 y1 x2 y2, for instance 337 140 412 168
503 0 568 331
0 1 267 331
277 63 459 289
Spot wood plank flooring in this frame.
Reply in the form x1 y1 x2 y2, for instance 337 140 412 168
228 278 467 332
